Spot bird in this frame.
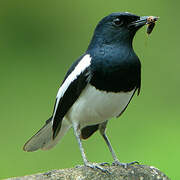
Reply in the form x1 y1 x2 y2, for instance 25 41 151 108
23 12 157 172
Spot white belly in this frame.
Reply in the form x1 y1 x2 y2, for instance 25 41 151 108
66 84 135 128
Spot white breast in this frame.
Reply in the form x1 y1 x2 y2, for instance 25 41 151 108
66 84 135 128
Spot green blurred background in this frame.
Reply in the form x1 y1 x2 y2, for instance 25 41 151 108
0 0 179 179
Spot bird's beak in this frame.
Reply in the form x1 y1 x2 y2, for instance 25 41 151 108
128 16 158 30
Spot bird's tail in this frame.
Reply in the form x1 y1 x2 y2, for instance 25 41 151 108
23 117 71 152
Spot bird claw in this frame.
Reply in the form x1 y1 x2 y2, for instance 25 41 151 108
112 160 139 168
99 162 110 166
85 162 111 174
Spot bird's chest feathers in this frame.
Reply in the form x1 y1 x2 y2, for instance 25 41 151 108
89 47 141 92
66 84 135 128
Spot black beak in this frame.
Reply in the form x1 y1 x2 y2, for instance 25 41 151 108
128 16 158 30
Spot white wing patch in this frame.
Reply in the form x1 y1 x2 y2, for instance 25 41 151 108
52 54 92 122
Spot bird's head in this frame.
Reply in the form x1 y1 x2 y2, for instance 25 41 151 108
88 12 157 49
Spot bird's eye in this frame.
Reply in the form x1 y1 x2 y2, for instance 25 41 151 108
113 18 123 27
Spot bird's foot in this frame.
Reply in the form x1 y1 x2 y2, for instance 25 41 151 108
112 160 139 168
85 162 111 174
99 162 110 166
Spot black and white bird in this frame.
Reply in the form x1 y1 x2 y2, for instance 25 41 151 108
24 12 157 172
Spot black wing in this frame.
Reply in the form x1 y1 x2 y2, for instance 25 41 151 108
52 54 92 138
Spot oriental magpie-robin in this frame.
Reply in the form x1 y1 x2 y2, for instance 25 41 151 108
23 12 157 172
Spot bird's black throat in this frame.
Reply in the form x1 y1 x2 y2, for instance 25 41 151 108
88 43 141 93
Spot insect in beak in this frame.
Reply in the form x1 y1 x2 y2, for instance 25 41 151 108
146 16 159 35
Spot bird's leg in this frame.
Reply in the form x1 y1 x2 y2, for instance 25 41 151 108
73 123 110 173
99 121 119 163
99 121 138 168
73 123 88 164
